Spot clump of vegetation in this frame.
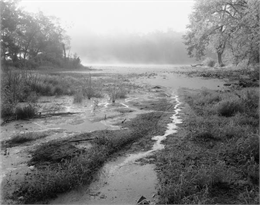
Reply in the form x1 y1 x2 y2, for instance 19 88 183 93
107 84 128 103
156 87 259 204
15 104 38 120
2 132 48 148
73 91 84 103
203 57 216 67
217 99 243 117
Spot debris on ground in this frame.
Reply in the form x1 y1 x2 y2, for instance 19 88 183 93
136 196 150 204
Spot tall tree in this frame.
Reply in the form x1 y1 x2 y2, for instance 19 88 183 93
1 0 22 65
184 0 260 67
1 0 78 68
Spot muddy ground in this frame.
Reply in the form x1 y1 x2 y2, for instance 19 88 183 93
0 65 228 204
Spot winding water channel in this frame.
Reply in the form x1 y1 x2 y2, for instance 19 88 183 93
51 92 182 204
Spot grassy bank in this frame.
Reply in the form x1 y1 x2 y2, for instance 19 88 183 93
178 66 259 84
156 87 259 204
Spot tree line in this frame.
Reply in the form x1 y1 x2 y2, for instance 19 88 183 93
184 0 259 67
1 0 82 69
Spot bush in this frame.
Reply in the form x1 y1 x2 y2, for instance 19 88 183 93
217 100 243 117
1 103 14 118
15 104 38 120
203 58 216 67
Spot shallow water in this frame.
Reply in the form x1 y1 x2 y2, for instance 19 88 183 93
51 92 182 204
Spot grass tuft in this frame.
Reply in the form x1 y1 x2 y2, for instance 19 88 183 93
73 91 84 103
217 99 243 117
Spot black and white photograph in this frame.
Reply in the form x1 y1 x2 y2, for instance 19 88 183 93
0 0 259 204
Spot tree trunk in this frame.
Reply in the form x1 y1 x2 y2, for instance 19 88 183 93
217 52 224 67
62 43 66 60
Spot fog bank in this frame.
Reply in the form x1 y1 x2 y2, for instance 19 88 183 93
72 30 196 65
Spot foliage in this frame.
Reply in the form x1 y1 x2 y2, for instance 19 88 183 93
217 99 243 117
203 57 216 67
15 104 38 120
184 0 260 67
0 0 82 69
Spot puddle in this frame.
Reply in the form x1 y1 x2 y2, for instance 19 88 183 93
51 92 182 204
0 96 127 185
136 73 224 90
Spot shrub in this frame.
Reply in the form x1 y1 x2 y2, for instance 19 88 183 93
1 103 14 118
217 100 243 117
203 58 216 67
240 89 259 111
15 104 38 120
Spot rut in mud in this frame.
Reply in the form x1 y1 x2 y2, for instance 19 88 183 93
51 93 182 204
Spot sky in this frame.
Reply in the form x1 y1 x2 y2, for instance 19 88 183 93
20 0 195 63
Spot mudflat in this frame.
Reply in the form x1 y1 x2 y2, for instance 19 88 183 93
1 65 258 204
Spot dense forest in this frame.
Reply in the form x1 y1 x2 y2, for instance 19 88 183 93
1 0 82 69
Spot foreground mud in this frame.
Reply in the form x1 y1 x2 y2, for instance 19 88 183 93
50 92 182 204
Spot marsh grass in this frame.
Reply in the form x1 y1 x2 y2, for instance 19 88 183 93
156 87 259 204
73 91 84 103
1 70 105 120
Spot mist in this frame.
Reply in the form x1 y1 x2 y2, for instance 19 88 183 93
72 30 196 65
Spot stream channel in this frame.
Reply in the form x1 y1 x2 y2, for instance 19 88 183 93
50 92 182 204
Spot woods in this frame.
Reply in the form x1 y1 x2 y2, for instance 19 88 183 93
184 0 260 67
1 0 82 69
